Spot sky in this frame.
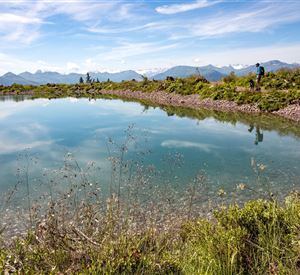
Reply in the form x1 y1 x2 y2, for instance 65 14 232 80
0 0 300 75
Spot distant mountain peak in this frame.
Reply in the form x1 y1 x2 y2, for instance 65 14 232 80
3 72 17 77
0 72 38 86
0 60 299 86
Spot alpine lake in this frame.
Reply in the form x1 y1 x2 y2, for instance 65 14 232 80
0 95 299 222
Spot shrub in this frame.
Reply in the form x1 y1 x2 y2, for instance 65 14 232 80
223 71 238 83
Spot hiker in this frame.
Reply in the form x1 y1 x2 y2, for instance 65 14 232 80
255 127 263 145
255 63 265 91
248 124 263 145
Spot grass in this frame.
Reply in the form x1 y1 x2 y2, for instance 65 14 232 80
1 192 300 274
1 68 300 112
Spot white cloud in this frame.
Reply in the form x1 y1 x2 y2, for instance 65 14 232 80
168 2 300 39
0 12 42 44
46 1 117 23
67 62 80 72
0 139 53 154
231 64 248 70
0 13 42 24
0 0 119 23
93 99 145 117
0 99 49 120
199 8 299 37
16 122 48 135
69 98 79 103
3 28 40 44
0 110 13 120
83 58 101 72
1 1 300 73
156 0 220 15
0 52 81 74
1 41 300 75
191 43 300 66
87 21 175 34
161 139 219 153
136 67 167 77
98 41 179 61
0 0 136 45
0 119 53 154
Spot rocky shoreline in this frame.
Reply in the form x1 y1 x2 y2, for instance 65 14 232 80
2 88 300 122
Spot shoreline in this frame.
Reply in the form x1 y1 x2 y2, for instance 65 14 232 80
2 88 300 122
96 89 300 122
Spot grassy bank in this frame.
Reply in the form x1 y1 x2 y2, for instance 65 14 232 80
1 68 300 112
1 193 300 274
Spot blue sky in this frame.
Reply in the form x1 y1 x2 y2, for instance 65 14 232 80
0 0 300 74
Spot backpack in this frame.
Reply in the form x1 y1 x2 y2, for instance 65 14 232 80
260 66 265 76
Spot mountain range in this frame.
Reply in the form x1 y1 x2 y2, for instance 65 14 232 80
0 60 299 86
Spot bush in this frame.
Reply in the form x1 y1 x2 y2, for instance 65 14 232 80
179 194 300 274
223 71 238 83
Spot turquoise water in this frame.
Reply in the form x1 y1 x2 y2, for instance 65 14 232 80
0 96 299 203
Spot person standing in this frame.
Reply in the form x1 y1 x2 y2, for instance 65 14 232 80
255 63 265 91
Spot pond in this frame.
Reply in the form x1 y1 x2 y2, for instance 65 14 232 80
0 95 300 208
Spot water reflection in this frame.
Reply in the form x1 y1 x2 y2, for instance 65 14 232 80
2 94 299 140
0 94 32 102
0 95 299 207
248 125 264 145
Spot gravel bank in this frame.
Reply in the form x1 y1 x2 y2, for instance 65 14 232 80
273 104 300 122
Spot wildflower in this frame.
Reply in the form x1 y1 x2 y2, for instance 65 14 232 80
237 183 246 190
218 189 226 197
258 164 266 171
